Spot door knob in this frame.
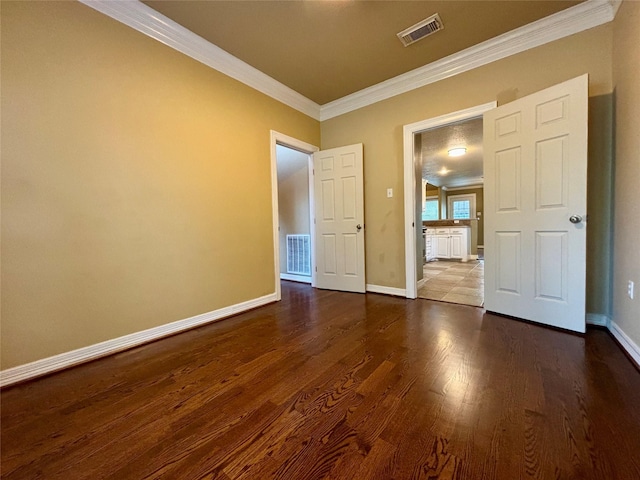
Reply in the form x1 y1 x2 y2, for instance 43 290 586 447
356 224 362 232
569 215 583 224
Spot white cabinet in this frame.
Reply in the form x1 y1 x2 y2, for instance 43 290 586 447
425 228 436 262
434 227 470 261
435 234 450 258
450 234 463 258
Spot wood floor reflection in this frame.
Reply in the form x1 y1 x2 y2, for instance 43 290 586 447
2 282 639 479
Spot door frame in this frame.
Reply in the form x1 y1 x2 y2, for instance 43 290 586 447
447 193 477 220
402 102 496 299
270 131 319 301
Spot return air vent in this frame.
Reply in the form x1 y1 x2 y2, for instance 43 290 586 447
286 234 311 276
397 13 444 47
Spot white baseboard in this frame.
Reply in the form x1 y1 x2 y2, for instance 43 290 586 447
586 313 610 327
280 273 312 284
0 292 277 388
417 277 427 289
469 254 479 260
366 284 407 297
609 320 640 368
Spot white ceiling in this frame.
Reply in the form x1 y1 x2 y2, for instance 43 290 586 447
421 117 484 188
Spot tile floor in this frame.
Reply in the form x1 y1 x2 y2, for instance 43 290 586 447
418 259 484 307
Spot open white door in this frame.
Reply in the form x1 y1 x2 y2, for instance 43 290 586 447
313 144 365 293
484 74 588 333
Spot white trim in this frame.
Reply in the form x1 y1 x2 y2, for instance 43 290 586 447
609 0 622 17
280 273 312 284
417 277 427 289
320 0 617 120
469 254 479 261
586 313 610 327
0 293 277 388
366 284 407 297
270 131 319 300
609 320 640 368
79 0 321 120
404 102 496 299
80 0 615 123
447 193 477 221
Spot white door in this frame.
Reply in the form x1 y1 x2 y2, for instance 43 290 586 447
484 74 588 333
313 144 365 293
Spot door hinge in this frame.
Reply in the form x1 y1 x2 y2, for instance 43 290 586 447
412 222 415 227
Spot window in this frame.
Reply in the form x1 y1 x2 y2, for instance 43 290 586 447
447 194 476 220
422 197 439 221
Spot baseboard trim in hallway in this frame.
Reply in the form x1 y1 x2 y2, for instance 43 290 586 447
0 292 278 388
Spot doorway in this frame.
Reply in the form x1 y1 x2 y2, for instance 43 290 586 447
402 102 496 300
276 144 312 284
270 131 318 301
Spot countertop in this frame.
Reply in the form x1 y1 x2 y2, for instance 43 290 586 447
423 219 473 227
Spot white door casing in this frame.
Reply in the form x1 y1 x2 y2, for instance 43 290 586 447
403 102 497 299
483 74 588 333
270 131 319 301
313 144 366 293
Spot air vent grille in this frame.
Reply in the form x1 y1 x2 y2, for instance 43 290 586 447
397 14 444 47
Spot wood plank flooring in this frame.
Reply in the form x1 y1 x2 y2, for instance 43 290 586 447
2 282 640 479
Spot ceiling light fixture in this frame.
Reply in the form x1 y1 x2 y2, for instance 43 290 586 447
448 147 467 157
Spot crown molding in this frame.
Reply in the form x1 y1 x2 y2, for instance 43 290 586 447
609 0 622 17
80 0 616 124
79 0 321 120
320 0 618 121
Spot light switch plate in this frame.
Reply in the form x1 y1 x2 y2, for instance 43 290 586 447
387 188 393 198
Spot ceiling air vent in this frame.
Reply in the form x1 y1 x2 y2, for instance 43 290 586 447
397 13 444 47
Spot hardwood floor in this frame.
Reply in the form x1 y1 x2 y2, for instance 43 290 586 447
2 282 640 479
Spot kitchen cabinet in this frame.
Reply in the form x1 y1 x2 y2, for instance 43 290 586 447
425 228 436 262
434 227 470 261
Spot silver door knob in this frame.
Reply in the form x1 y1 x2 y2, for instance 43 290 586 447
356 224 362 232
569 215 583 224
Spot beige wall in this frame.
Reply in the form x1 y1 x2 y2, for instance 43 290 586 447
322 24 613 299
586 94 614 317
0 2 320 369
612 1 640 347
277 148 311 276
3 2 635 372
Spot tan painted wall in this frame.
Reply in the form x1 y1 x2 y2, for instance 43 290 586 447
277 153 311 276
586 94 614 317
0 2 319 369
321 24 613 298
612 1 640 347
